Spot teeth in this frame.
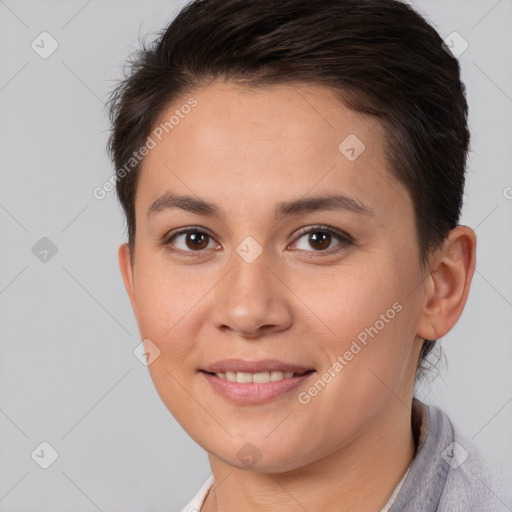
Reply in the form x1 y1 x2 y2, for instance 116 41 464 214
215 370 296 383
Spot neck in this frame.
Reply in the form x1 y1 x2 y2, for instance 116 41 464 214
201 399 417 512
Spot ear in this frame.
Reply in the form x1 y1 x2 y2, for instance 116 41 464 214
118 243 137 313
416 225 477 341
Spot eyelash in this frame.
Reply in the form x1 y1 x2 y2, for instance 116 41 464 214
161 225 354 258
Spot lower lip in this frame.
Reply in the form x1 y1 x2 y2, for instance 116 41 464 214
200 371 315 405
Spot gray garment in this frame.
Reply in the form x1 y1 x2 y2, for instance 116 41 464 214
390 398 510 512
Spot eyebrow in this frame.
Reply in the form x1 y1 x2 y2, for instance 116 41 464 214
147 192 375 219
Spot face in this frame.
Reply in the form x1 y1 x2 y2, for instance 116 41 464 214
119 80 428 472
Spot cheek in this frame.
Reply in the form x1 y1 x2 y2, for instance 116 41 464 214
295 261 414 392
131 258 206 357
295 262 403 340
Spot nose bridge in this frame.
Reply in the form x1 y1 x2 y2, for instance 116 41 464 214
210 241 292 336
223 226 275 294
224 244 274 307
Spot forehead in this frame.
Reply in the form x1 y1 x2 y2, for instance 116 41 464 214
135 80 411 225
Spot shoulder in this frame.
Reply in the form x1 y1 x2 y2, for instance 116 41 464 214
390 399 511 512
437 416 510 512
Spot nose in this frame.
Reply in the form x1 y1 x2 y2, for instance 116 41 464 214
209 247 293 338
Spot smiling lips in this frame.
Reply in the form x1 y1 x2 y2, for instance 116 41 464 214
201 358 314 382
212 370 302 383
200 358 316 404
201 358 315 374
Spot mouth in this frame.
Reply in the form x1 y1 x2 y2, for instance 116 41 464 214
200 369 315 383
200 358 315 376
199 369 316 404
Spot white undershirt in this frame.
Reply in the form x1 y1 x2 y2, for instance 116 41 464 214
380 464 411 512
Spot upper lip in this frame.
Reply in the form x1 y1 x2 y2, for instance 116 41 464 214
201 358 315 374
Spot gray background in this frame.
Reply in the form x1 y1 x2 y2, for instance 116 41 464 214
0 0 511 510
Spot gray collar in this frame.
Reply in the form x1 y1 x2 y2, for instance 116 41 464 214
389 398 452 512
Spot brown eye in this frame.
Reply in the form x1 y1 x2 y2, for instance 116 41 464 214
184 232 209 250
308 232 332 250
165 229 218 253
292 225 353 253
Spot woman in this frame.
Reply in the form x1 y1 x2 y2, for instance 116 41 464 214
106 0 508 510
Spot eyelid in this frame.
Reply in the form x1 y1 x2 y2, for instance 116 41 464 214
164 225 216 242
289 224 354 255
162 226 221 256
291 224 353 244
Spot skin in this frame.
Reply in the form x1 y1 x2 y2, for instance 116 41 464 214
118 79 476 512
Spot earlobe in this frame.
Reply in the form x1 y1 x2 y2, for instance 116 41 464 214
416 226 477 341
118 243 136 310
